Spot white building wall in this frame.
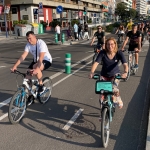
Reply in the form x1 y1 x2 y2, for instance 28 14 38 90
136 0 147 14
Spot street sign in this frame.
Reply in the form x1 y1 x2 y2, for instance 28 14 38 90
38 2 44 17
56 5 63 14
33 8 38 15
39 2 43 9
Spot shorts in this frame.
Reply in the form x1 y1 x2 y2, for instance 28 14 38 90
128 44 138 51
28 60 51 70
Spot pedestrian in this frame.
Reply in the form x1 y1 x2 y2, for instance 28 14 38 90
74 22 78 41
55 23 61 41
78 23 83 40
83 22 89 40
67 22 74 41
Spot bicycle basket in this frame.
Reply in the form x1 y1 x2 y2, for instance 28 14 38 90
95 81 113 94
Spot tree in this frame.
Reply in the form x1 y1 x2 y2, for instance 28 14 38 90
129 8 136 19
115 3 127 20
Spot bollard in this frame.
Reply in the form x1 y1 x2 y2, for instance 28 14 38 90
62 33 65 44
55 33 58 44
65 53 71 74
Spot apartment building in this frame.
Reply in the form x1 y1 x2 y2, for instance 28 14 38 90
116 0 132 10
136 0 147 15
0 0 109 31
132 0 136 9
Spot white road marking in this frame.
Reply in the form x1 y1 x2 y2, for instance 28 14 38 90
62 108 84 131
85 51 93 53
0 60 91 121
17 51 24 52
0 98 11 108
53 57 61 60
0 66 6 68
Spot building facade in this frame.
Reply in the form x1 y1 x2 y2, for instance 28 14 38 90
136 0 147 15
0 0 110 31
116 0 132 10
132 0 136 9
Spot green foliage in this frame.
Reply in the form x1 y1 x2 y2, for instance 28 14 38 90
105 24 114 32
126 8 136 19
71 19 79 26
40 20 48 27
115 3 127 20
13 20 28 27
92 26 97 30
87 18 92 24
49 20 60 28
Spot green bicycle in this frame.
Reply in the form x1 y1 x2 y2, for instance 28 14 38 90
93 74 123 148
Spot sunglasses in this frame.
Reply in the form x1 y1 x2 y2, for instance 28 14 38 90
98 28 102 29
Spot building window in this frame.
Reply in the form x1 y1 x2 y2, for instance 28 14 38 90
22 15 29 20
1 22 5 27
11 7 17 14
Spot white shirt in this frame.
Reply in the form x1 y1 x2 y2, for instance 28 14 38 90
25 39 52 63
55 26 60 34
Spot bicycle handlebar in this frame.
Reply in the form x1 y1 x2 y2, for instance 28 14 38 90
92 74 125 80
11 70 32 77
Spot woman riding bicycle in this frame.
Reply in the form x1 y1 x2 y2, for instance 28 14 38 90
115 25 125 42
89 37 128 109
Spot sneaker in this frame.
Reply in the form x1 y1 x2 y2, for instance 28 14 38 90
27 95 34 106
134 64 139 69
38 85 46 96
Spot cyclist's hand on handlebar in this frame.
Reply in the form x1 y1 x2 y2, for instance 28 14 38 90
10 67 17 72
89 72 94 79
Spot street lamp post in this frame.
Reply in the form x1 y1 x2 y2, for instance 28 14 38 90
3 0 8 38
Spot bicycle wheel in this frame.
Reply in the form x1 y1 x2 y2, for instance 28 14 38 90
38 77 52 104
101 107 110 148
8 87 27 124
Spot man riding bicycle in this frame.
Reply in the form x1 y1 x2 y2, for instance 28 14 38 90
121 24 142 69
11 31 52 105
90 25 105 50
125 19 134 33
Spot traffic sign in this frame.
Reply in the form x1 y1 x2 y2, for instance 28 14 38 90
39 2 43 9
56 5 63 14
33 9 38 15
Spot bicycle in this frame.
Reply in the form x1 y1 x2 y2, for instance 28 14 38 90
92 44 102 65
124 50 138 81
93 74 123 148
8 70 52 124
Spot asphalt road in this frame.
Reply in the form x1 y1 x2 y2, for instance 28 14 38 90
0 34 149 150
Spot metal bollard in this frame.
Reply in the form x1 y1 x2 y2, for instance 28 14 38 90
65 53 71 74
55 33 58 44
62 33 65 44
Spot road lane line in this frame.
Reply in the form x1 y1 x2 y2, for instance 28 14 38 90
53 57 61 60
0 66 6 68
0 60 91 121
62 108 84 131
0 54 93 107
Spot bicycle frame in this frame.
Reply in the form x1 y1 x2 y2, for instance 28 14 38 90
22 79 38 99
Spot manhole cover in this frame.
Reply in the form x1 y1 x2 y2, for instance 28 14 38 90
59 117 96 139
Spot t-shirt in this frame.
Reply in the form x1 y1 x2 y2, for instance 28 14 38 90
96 50 127 77
127 22 134 31
127 31 142 45
25 39 52 63
94 31 105 44
84 24 88 32
74 24 78 32
55 26 60 34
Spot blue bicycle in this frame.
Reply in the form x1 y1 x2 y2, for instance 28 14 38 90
93 74 122 148
8 70 52 124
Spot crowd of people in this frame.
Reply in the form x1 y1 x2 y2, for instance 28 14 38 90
55 21 90 42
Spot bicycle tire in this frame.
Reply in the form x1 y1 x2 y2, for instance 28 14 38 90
101 107 110 148
8 87 27 124
92 52 98 65
38 77 52 104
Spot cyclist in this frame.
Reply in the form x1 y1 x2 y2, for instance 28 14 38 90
137 23 144 47
89 37 128 111
121 24 142 69
90 25 105 50
125 19 134 33
115 24 125 42
11 31 52 104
